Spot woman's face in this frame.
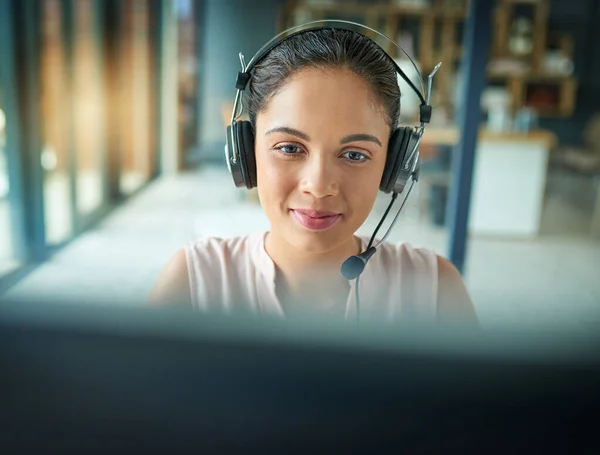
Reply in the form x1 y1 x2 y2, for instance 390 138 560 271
255 67 391 254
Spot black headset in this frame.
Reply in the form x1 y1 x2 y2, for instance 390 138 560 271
225 20 440 196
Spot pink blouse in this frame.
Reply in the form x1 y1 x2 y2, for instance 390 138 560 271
185 231 438 322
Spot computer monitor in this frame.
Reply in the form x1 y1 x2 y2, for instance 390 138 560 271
1 297 598 452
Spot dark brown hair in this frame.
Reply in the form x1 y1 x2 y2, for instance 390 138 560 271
246 28 400 131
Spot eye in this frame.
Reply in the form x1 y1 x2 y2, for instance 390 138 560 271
274 144 303 155
342 150 369 162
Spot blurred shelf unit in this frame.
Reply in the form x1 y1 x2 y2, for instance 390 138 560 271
278 0 577 119
489 0 577 117
489 73 578 119
277 0 468 116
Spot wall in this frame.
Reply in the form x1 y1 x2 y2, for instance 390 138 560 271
196 0 283 163
159 0 178 174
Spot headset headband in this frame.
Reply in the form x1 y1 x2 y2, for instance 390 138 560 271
239 20 426 105
231 20 440 127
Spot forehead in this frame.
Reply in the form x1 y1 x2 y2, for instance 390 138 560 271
255 67 390 136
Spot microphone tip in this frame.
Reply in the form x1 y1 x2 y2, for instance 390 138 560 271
341 256 365 280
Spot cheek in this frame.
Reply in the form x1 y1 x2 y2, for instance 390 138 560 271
347 155 385 195
348 162 386 230
255 148 294 209
346 168 382 216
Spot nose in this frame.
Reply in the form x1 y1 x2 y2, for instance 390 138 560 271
298 153 339 199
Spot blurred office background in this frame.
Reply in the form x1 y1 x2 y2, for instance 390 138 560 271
0 0 599 330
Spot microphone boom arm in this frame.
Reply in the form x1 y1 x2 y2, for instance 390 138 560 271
371 176 417 251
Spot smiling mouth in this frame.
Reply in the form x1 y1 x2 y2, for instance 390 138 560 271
290 209 341 231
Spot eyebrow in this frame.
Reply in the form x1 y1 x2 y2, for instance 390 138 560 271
340 134 382 147
266 127 383 147
265 126 310 141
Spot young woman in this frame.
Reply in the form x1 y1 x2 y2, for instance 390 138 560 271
149 25 477 324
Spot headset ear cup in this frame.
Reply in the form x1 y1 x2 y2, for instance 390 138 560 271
240 121 257 188
392 132 419 194
233 121 256 189
380 129 402 193
380 128 411 193
226 124 245 188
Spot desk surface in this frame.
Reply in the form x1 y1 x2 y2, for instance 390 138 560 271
422 128 557 149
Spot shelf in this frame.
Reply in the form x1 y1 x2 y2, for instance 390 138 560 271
288 3 377 14
422 127 557 148
280 0 577 118
387 5 467 18
290 2 467 18
512 76 577 117
488 70 573 81
500 0 545 4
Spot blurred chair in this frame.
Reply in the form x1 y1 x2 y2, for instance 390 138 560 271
417 144 451 227
551 113 600 237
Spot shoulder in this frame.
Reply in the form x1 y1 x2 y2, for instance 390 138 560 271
362 240 438 319
185 233 262 266
436 255 460 280
372 239 438 272
148 233 264 308
364 238 477 323
435 256 478 325
147 248 191 308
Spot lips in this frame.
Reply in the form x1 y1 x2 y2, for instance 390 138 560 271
290 209 341 231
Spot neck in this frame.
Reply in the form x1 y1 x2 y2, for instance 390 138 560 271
265 231 361 295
